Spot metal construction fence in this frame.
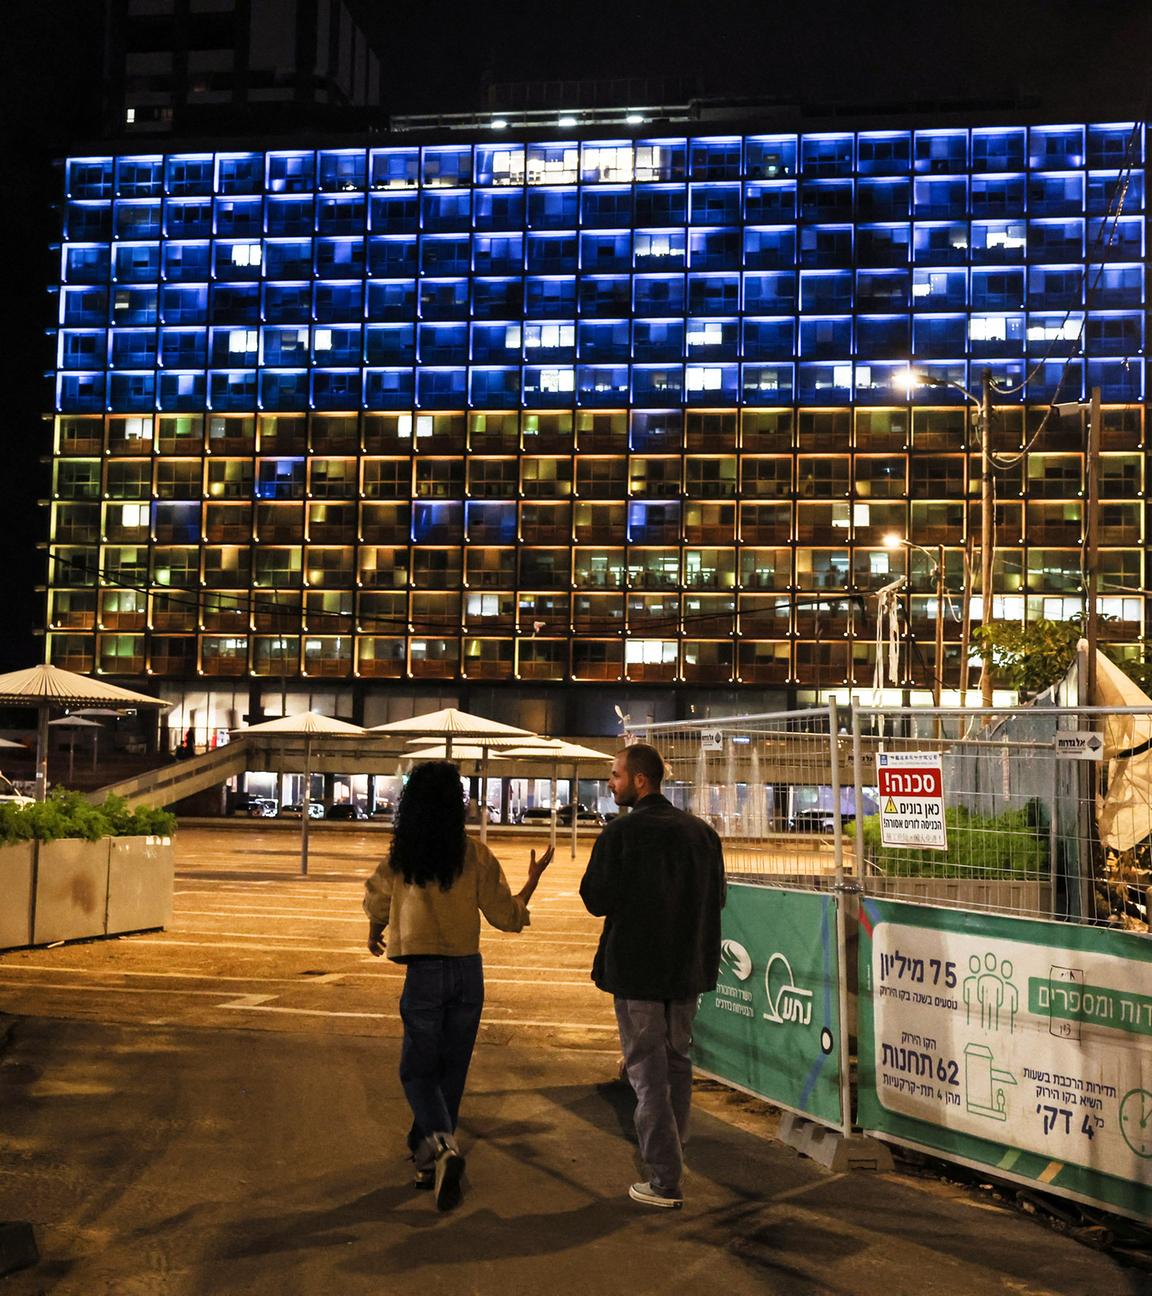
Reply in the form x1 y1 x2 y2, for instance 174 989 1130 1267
632 703 1152 931
635 702 1152 1221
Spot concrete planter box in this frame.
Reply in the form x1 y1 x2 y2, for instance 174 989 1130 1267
0 836 174 951
862 876 1051 914
107 836 173 934
33 838 111 945
0 843 35 949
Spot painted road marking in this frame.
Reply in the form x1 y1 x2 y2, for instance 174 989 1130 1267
0 964 599 990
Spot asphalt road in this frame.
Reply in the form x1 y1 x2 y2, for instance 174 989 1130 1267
0 827 1146 1295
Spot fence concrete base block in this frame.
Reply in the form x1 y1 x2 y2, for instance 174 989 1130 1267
0 1222 38 1276
778 1112 894 1172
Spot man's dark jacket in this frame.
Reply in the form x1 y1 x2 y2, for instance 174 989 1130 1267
580 793 726 1000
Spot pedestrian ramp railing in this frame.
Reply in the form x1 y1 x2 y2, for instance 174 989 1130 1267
86 741 249 810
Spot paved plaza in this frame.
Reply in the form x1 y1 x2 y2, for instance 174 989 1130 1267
0 826 1146 1294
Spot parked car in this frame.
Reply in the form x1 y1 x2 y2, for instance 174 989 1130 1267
230 792 277 818
517 803 605 827
326 803 368 821
787 809 837 834
0 772 32 808
279 802 325 819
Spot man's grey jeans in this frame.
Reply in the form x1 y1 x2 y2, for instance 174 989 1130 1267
614 996 698 1198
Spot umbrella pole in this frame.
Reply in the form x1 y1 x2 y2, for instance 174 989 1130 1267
67 737 75 787
479 747 490 845
300 736 312 877
570 762 579 860
550 760 558 855
36 707 49 802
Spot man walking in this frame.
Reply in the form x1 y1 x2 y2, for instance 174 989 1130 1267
580 742 726 1209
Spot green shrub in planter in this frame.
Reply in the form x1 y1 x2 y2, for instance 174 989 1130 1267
850 804 1046 880
0 789 176 847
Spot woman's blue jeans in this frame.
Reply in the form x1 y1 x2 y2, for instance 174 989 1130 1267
398 954 484 1159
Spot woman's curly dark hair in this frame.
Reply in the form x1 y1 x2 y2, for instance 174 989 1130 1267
388 761 467 890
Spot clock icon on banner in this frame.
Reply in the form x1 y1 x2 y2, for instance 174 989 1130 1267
1118 1087 1152 1158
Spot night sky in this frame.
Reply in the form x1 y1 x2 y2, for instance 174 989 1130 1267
0 0 1147 672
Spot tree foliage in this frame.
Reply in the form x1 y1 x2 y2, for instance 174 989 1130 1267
971 616 1085 698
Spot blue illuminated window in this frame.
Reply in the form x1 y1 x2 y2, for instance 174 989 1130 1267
799 271 852 311
689 184 741 224
422 190 472 232
633 186 687 225
209 370 257 410
856 270 909 308
165 155 213 196
527 188 579 229
257 458 306 499
971 268 1025 310
799 316 851 358
216 154 263 196
742 272 795 312
857 133 910 175
313 325 362 365
743 227 795 269
800 135 853 178
370 148 419 190
634 320 684 362
417 367 466 404
65 203 112 241
580 277 631 317
423 148 472 188
160 284 208 324
210 283 260 323
420 236 470 275
799 225 853 267
364 368 415 408
743 317 793 359
112 286 158 325
857 179 910 219
63 245 110 284
57 372 105 411
1028 266 1082 309
316 238 365 278
419 324 468 364
912 268 966 309
314 281 364 322
318 149 366 192
526 277 577 317
915 131 967 174
913 314 966 356
366 280 416 320
581 188 633 227
472 278 522 319
312 369 362 409
971 129 1026 172
474 188 525 230
744 182 796 221
264 240 314 278
970 175 1025 216
68 159 113 199
746 137 796 179
1028 173 1084 215
60 331 107 369
111 329 157 367
801 180 853 221
263 283 312 323
317 195 365 235
687 274 739 314
364 324 415 364
113 243 160 282
267 196 316 236
912 222 968 264
367 236 418 277
369 193 419 233
579 320 630 360
116 157 163 197
856 315 909 357
267 151 315 194
108 370 155 410
469 367 519 407
418 279 470 320
857 224 910 266
1029 127 1084 170
474 234 523 274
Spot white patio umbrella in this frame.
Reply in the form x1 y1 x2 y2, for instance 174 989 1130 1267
405 743 509 824
48 715 102 784
0 738 27 750
236 711 365 876
0 664 167 801
373 709 539 842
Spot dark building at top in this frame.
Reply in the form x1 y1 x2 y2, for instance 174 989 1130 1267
101 0 382 137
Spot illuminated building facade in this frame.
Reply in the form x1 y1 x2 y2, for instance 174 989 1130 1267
45 118 1148 729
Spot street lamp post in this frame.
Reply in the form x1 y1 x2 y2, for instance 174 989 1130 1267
884 534 945 727
895 366 996 710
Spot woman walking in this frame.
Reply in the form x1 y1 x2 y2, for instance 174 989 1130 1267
364 761 552 1211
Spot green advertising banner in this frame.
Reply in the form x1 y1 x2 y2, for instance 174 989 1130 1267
693 884 845 1130
858 898 1152 1223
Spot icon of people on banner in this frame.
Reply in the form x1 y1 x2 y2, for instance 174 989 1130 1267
963 952 1019 1033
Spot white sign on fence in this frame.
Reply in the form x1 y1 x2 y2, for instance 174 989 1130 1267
699 729 724 752
861 903 1152 1222
1054 732 1104 761
877 751 947 851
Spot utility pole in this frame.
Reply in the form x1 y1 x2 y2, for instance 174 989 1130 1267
1085 386 1102 704
979 369 994 709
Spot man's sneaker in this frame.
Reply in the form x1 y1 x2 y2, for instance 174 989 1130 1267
433 1136 466 1212
629 1181 683 1209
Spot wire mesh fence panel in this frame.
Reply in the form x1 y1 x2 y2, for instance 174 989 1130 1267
849 706 1152 930
629 705 849 882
